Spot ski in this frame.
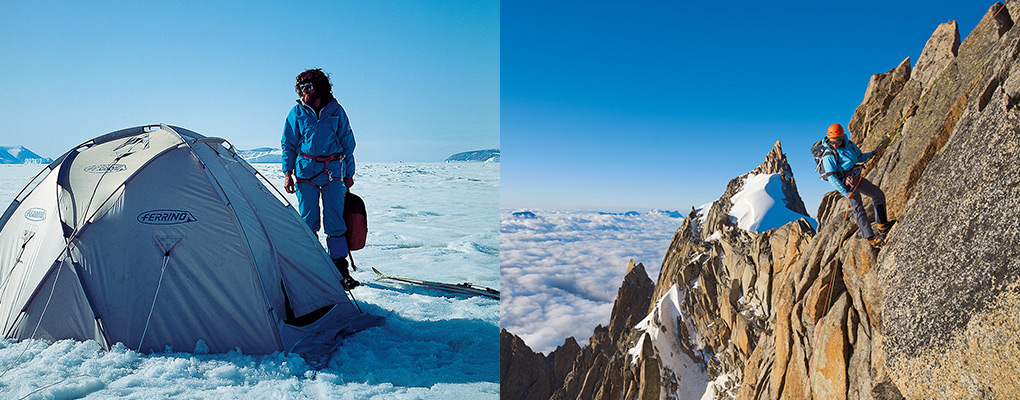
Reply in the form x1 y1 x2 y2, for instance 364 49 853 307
370 267 499 299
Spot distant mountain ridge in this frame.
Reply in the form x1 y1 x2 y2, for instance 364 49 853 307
0 146 52 164
236 147 282 163
236 147 501 163
446 149 499 163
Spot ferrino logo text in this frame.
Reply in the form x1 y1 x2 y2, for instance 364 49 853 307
137 210 197 225
24 208 46 221
83 164 128 173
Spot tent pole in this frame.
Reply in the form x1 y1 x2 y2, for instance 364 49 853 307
346 253 362 313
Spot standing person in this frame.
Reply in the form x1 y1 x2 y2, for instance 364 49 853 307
282 68 360 288
820 123 894 247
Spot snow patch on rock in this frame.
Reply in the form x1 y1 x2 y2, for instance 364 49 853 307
728 173 816 232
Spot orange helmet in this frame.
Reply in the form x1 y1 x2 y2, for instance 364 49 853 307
827 124 845 138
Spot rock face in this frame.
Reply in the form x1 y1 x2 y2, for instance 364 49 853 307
501 261 655 400
501 3 1020 399
878 3 1020 397
500 329 580 400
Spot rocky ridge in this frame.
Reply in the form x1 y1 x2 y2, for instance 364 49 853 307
502 3 1020 399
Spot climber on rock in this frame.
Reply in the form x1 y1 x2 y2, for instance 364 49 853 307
820 123 894 247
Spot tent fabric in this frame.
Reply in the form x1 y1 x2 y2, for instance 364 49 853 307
0 125 371 355
9 257 103 345
0 170 67 332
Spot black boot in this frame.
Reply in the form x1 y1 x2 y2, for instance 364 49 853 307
333 257 360 289
875 204 895 235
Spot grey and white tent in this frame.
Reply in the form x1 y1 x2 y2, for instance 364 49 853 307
0 125 374 354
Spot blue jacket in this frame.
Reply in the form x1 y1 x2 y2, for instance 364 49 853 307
822 133 873 196
281 99 356 180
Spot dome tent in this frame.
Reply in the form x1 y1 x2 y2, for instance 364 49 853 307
0 125 375 354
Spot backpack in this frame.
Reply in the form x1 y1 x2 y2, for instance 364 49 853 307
811 139 840 181
344 192 367 251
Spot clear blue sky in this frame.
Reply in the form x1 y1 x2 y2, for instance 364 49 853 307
501 1 990 214
0 0 499 163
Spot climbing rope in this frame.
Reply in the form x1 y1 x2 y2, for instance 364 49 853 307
805 3 1012 397
805 174 863 398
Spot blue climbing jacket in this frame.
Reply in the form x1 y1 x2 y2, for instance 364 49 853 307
281 99 356 181
821 132 873 196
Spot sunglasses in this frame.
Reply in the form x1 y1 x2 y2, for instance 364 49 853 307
296 82 314 93
828 138 843 146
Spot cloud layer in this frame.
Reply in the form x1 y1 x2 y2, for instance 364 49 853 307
500 209 683 353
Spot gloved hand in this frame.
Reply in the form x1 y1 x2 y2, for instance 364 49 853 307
344 176 354 188
284 174 295 194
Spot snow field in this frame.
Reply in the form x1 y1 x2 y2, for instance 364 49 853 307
0 161 499 399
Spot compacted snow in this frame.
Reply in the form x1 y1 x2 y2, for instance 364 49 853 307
0 161 499 399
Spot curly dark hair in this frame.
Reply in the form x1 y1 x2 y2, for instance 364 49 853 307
295 68 333 96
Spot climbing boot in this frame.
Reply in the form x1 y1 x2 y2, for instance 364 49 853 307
333 257 360 289
874 204 895 235
877 221 895 236
866 234 886 248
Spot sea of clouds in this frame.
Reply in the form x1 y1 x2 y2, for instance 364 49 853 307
500 209 684 354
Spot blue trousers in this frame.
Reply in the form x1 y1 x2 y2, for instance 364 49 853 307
847 177 885 240
295 178 349 259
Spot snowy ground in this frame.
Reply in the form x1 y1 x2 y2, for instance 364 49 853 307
499 209 683 354
0 162 499 399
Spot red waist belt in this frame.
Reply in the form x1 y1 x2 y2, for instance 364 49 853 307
295 153 346 188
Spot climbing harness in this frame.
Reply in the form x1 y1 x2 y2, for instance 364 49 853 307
805 3 1012 397
841 165 865 189
294 153 346 188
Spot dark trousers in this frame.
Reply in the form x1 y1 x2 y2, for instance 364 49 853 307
846 176 885 239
